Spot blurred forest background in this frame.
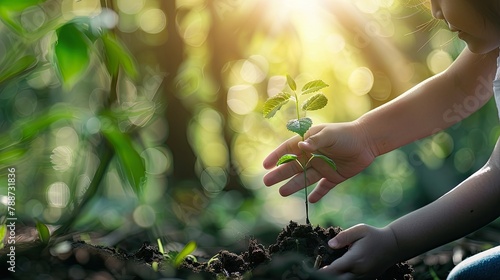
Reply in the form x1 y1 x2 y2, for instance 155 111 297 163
1 0 499 255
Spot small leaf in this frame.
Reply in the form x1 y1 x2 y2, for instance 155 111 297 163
263 92 291 118
36 221 50 244
277 154 298 166
55 23 90 89
102 33 139 80
174 241 197 268
301 80 329 95
0 55 38 84
286 74 297 91
286 117 312 137
99 116 146 193
302 93 328 111
312 154 337 170
157 238 165 255
0 224 5 250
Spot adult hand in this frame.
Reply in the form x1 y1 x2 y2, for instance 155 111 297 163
263 121 376 203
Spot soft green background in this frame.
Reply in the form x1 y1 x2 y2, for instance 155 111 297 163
0 0 499 255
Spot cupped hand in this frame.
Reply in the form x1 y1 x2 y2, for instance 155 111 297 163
320 224 399 279
263 121 376 203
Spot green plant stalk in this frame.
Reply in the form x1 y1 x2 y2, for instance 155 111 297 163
294 90 311 225
53 142 114 236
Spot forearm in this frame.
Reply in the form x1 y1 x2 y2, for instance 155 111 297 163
387 140 500 262
358 48 497 156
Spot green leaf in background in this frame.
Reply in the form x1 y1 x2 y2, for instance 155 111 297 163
0 148 26 167
11 107 79 141
55 23 90 89
99 116 146 194
0 0 46 33
0 55 38 84
263 92 291 118
302 93 328 111
174 241 197 268
276 154 298 166
102 33 139 80
36 220 50 244
311 153 337 170
286 74 297 91
301 80 328 95
0 224 6 249
286 117 312 138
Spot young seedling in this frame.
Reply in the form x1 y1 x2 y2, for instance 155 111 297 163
263 75 337 224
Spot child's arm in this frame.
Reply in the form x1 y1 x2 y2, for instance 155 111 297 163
360 48 497 156
263 48 497 202
324 139 500 278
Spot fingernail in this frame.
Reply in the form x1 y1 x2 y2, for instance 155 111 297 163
328 239 338 248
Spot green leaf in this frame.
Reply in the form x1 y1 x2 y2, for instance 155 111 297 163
312 154 337 170
276 154 298 166
174 241 197 267
0 0 46 33
0 224 6 243
286 117 312 137
99 116 146 194
55 23 90 89
286 74 297 91
157 238 165 255
0 0 45 11
0 148 26 166
301 80 328 95
0 224 5 249
36 221 50 244
102 33 139 80
263 92 291 118
302 93 328 111
14 108 79 141
0 55 38 84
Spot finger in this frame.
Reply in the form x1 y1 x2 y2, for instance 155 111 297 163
329 224 367 249
278 168 323 196
263 160 303 186
298 125 331 152
262 135 301 169
308 178 337 203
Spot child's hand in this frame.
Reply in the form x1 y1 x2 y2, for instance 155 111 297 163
320 224 398 279
263 121 376 203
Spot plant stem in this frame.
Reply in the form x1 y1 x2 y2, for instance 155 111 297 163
303 166 310 225
53 141 114 236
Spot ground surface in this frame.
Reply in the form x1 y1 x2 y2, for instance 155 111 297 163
0 221 418 279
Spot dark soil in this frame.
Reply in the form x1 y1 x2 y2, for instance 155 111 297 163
182 221 413 279
0 221 414 279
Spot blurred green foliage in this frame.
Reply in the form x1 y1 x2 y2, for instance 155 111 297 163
0 0 498 255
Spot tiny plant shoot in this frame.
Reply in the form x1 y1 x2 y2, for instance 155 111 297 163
263 75 337 224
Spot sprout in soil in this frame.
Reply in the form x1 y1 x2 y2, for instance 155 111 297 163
263 75 337 225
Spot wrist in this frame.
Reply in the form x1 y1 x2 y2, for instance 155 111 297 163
353 118 381 158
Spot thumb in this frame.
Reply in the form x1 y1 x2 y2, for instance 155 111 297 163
298 129 328 152
328 224 367 249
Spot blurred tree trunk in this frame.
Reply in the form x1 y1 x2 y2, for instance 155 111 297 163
117 0 198 185
160 0 199 185
206 0 254 196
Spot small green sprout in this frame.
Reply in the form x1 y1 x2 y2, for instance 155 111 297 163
157 238 197 268
263 75 337 224
0 224 6 249
36 220 50 244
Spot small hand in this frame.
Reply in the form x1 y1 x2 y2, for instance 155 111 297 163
263 122 376 202
320 224 398 279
